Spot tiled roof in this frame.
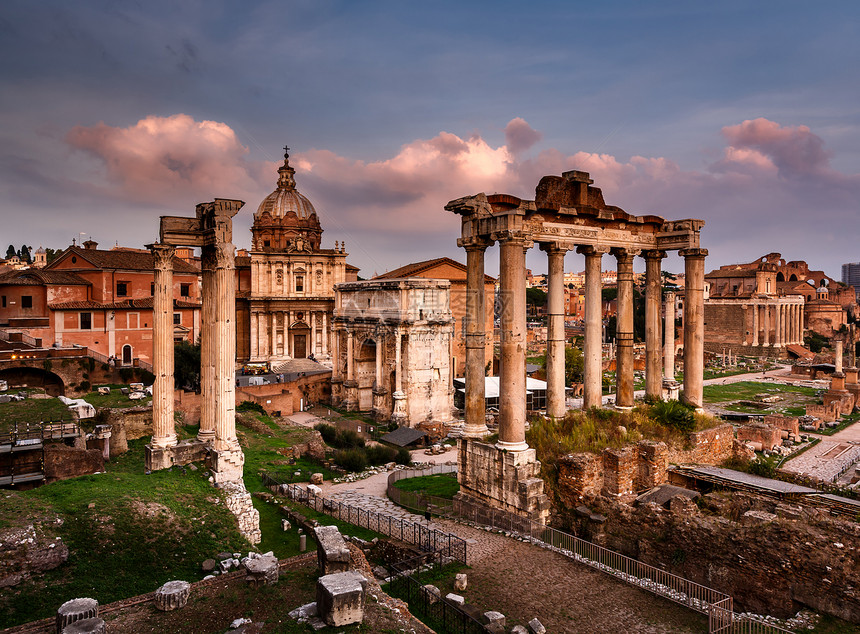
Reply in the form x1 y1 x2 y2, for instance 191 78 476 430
0 270 90 286
705 269 757 279
48 246 200 274
375 257 496 283
48 298 200 310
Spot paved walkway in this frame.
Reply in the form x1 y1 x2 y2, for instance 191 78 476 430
782 438 860 483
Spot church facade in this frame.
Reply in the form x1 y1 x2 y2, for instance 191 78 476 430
236 149 357 367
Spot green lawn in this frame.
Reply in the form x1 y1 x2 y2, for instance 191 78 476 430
84 384 152 409
703 381 821 415
816 412 860 436
392 473 460 499
0 392 73 429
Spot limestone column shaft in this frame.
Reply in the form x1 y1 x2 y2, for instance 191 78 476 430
741 305 749 345
681 248 708 408
614 248 637 409
463 243 489 438
346 331 354 381
836 339 844 374
644 251 664 400
497 235 529 452
664 291 676 379
374 337 383 389
149 244 176 448
543 243 567 419
579 246 606 409
394 328 402 393
213 243 239 452
199 248 216 442
775 304 782 347
763 305 771 346
752 303 760 346
322 313 328 355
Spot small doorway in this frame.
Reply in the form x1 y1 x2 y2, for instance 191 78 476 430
122 345 132 365
293 334 307 359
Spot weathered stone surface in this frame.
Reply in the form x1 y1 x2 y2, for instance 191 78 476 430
453 572 467 591
310 472 324 485
483 610 506 633
202 558 218 573
243 553 279 586
527 617 547 634
511 627 528 634
314 525 350 574
445 593 464 606
222 481 262 544
61 617 105 634
316 571 367 627
421 584 441 604
154 580 190 611
741 510 777 526
56 598 98 633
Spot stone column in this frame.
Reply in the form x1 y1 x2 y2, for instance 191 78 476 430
578 246 606 409
763 305 771 346
346 331 354 381
542 242 567 419
741 305 749 346
752 303 760 346
680 248 708 409
613 248 637 409
664 291 675 379
198 246 216 443
392 327 407 424
322 312 328 355
463 242 489 438
643 250 665 401
497 234 529 452
213 243 239 453
311 312 317 356
836 339 844 374
149 244 177 449
774 303 782 347
374 337 383 389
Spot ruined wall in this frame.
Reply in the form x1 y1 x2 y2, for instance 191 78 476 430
43 444 104 482
665 424 735 465
577 493 860 623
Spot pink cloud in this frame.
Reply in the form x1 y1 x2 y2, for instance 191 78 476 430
504 117 542 155
66 114 270 205
720 117 831 177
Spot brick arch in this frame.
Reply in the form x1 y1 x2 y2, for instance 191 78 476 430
0 366 65 396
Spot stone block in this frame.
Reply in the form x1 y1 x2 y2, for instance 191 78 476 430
445 593 465 606
243 553 279 586
511 627 528 634
310 472 324 485
454 572 467 590
56 598 98 633
61 618 105 634
421 584 441 604
483 610 506 633
316 571 367 627
528 617 547 634
742 510 777 526
602 447 636 496
154 580 190 611
314 525 350 574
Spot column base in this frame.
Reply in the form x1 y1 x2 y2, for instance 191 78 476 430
613 404 634 412
371 387 389 422
391 391 407 426
208 447 246 484
461 424 489 439
197 429 216 443
661 378 681 401
495 439 529 452
343 380 358 412
456 438 550 523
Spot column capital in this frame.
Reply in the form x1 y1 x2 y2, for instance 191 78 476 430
459 237 494 251
641 249 667 261
576 245 610 257
679 247 709 259
539 241 569 255
611 247 640 260
147 243 175 268
492 231 532 250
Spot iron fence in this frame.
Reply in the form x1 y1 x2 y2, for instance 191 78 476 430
386 464 458 515
262 473 467 564
385 551 486 634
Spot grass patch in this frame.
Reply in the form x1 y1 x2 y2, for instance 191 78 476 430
83 385 152 410
392 474 459 499
703 381 819 402
0 393 73 429
816 411 860 436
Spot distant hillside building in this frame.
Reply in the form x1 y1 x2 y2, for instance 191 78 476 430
234 149 358 367
0 240 200 365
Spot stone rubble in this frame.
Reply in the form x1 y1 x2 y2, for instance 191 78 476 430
154 580 190 611
221 481 262 544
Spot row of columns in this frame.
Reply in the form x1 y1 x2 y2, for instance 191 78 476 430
745 302 803 347
250 259 328 296
250 309 329 359
150 243 240 453
461 236 707 453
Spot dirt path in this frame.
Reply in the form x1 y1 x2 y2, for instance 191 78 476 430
432 519 707 633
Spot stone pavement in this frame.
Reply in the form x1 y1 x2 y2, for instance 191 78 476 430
326 490 438 529
781 439 860 482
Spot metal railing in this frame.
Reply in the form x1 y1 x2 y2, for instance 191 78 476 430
262 474 467 564
0 421 79 446
387 464 458 515
386 551 486 634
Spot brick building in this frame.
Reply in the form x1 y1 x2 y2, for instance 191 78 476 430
0 240 200 365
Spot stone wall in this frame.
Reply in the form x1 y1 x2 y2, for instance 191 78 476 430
221 480 262 545
763 414 800 437
559 425 742 502
578 493 860 623
43 444 104 483
736 423 782 451
102 406 152 457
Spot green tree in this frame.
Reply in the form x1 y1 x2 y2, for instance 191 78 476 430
526 287 547 306
18 245 32 263
5 245 15 259
174 340 201 391
45 248 60 264
543 345 584 385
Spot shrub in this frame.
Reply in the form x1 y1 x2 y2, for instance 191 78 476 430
314 423 338 445
237 401 266 415
748 457 777 479
313 423 365 449
366 444 397 466
78 380 91 392
334 448 367 472
395 447 412 466
650 400 695 433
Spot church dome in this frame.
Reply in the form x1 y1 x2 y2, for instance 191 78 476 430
251 147 323 252
255 149 318 220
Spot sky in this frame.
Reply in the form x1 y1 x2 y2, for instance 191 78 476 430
1 0 860 278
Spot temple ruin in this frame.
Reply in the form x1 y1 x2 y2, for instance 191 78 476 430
447 170 706 520
145 199 260 542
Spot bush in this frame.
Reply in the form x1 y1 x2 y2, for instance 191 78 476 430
313 423 365 449
314 423 338 445
650 400 695 433
365 444 398 466
237 401 266 415
78 381 91 392
748 457 777 479
395 447 412 466
334 448 367 472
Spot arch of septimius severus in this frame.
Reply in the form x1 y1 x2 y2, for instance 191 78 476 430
447 170 706 521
